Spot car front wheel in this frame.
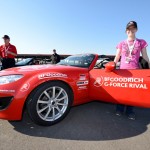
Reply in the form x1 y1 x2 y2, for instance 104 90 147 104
27 81 73 126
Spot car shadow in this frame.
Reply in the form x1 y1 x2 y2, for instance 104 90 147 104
9 101 150 141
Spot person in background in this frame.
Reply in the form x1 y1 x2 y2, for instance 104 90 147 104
0 35 17 69
34 60 40 65
114 21 150 120
50 49 60 64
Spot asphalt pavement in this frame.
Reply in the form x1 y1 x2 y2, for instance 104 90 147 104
0 101 150 150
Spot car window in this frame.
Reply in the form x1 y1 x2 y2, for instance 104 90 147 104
16 58 33 66
58 54 95 68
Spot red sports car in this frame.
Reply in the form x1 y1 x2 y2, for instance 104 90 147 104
0 54 149 126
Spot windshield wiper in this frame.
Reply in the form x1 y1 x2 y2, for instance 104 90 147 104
58 64 69 66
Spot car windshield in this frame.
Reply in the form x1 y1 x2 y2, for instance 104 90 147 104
58 54 95 68
16 58 33 66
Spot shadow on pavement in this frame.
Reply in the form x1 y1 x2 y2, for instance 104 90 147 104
9 102 150 141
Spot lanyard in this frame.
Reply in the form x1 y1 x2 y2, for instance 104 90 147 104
4 46 10 57
126 39 136 56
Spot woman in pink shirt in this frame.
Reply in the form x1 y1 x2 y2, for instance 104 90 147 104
114 21 150 120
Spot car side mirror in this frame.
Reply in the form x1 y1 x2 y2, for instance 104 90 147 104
105 61 116 72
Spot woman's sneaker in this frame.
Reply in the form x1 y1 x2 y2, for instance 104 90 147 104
127 112 136 120
115 111 123 116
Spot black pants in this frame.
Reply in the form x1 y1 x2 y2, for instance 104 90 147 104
116 104 134 115
2 58 15 70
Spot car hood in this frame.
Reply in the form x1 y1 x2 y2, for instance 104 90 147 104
0 64 88 76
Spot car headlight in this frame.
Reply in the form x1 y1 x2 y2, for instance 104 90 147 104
0 75 23 85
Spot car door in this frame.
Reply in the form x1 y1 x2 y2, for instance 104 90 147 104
89 68 150 108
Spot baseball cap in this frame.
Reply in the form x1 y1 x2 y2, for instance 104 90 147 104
2 35 10 39
126 21 137 29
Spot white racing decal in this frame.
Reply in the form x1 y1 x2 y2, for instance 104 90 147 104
38 73 67 79
79 74 86 81
77 81 89 86
78 86 87 90
94 76 104 87
20 83 30 92
94 76 148 89
0 90 15 93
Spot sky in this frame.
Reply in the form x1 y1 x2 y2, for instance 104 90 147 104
0 0 150 56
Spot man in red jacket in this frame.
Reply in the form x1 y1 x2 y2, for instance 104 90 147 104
0 35 17 69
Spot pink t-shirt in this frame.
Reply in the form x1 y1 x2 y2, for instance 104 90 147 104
116 39 148 69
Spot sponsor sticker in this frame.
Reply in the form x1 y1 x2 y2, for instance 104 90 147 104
38 73 68 79
79 74 86 81
77 80 89 86
94 76 148 89
94 76 104 87
0 90 15 93
78 86 87 90
20 83 30 92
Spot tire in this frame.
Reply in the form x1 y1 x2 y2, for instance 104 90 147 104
27 81 73 126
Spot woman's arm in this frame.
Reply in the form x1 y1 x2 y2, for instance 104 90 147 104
141 48 150 68
114 48 121 64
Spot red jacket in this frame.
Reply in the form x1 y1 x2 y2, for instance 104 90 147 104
0 43 17 58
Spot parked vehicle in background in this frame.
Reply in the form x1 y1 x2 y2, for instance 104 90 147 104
0 58 41 70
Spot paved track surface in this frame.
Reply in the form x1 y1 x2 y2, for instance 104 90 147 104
0 102 150 150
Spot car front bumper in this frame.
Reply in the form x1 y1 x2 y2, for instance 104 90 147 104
0 84 29 121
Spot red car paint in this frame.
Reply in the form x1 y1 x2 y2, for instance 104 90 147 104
0 54 150 121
